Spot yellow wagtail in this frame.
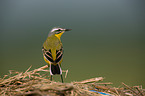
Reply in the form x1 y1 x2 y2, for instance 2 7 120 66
42 27 71 83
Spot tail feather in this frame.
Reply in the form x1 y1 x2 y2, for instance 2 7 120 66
50 64 62 75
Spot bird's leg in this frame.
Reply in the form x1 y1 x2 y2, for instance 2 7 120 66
61 74 64 83
50 75 52 81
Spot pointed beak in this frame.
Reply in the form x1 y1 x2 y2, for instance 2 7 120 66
65 29 72 31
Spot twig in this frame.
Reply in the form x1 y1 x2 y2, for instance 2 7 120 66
0 72 23 85
114 87 120 96
96 82 113 85
135 86 144 96
32 65 48 73
65 70 68 78
73 77 104 84
94 84 125 95
79 88 98 95
122 82 138 95
24 65 32 74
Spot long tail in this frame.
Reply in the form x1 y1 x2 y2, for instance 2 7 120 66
50 64 62 75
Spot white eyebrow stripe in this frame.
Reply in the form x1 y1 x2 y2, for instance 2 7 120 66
51 28 64 32
51 29 58 32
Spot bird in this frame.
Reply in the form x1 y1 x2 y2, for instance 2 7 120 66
42 27 71 83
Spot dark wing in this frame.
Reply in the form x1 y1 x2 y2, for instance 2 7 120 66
42 47 54 62
55 48 63 63
42 47 63 63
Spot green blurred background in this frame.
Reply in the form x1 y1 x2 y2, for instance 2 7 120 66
0 0 145 88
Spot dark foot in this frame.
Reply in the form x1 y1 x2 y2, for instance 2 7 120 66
50 75 52 81
61 75 64 83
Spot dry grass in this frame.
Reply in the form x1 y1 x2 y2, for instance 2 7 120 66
0 65 144 96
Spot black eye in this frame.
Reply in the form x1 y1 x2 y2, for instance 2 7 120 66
57 29 61 31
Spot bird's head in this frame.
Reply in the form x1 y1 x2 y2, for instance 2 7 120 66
49 27 72 39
